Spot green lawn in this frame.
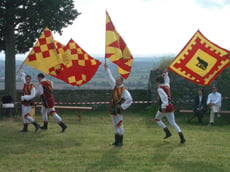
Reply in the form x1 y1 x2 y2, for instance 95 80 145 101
0 110 229 172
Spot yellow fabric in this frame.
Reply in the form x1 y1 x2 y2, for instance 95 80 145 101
24 27 61 74
105 11 133 79
169 30 230 86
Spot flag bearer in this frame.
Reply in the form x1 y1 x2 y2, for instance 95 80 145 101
20 72 40 132
104 63 133 147
36 73 67 132
154 70 186 144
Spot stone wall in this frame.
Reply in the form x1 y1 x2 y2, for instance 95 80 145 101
148 69 230 111
0 89 151 111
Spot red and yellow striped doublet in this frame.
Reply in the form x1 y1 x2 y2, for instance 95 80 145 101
110 86 126 115
22 83 35 106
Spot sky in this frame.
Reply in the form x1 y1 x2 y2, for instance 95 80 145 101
1 0 230 60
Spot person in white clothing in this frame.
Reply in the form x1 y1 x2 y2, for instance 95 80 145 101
154 70 186 144
20 72 40 132
104 63 133 147
207 86 222 126
36 73 67 132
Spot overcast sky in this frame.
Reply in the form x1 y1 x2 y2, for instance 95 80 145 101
1 0 230 61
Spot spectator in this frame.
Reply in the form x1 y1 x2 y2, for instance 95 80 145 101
193 87 207 124
207 86 222 126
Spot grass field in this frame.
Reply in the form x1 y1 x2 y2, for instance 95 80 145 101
0 109 230 172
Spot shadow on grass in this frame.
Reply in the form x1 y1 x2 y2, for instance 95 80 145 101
0 124 81 155
171 160 227 172
151 141 176 162
85 147 123 172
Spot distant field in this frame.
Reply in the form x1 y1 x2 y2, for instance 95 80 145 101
0 110 229 172
0 57 162 90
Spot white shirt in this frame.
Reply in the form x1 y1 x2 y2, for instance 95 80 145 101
163 72 170 88
157 84 169 109
105 68 133 110
207 92 222 107
36 78 54 97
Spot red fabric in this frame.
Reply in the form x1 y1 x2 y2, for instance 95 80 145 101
117 120 123 127
40 80 55 108
159 86 174 112
49 39 101 86
105 11 133 79
22 83 35 106
168 30 230 86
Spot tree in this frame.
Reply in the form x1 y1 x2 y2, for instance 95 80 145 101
0 0 80 100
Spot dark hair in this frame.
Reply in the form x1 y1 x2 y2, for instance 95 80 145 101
120 76 124 82
198 87 204 94
25 75 31 79
37 73 45 78
156 75 164 84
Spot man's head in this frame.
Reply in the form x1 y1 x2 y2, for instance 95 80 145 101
37 73 45 82
156 75 164 85
115 76 124 87
25 75 31 84
197 87 204 96
212 86 217 93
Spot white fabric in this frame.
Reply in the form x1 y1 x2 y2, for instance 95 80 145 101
41 105 62 123
36 78 54 97
111 114 124 135
21 87 36 101
157 87 169 109
207 92 222 107
105 68 133 110
19 71 26 84
2 103 14 108
21 105 35 124
155 110 182 133
164 72 170 88
209 105 220 123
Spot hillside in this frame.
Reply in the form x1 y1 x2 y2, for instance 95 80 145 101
0 56 163 90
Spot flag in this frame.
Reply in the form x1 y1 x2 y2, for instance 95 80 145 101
105 11 133 79
168 30 230 86
50 39 101 86
24 27 61 74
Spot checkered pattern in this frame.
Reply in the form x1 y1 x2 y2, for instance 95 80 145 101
169 30 230 86
50 39 101 86
25 27 60 74
105 11 133 79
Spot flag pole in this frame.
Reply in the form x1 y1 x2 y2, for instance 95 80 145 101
16 27 49 74
105 9 107 65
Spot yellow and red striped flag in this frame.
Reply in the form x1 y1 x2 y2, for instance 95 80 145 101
50 39 101 86
24 27 61 74
105 11 133 79
168 30 230 86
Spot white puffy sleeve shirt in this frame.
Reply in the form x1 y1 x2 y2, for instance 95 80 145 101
157 87 169 109
105 68 133 110
20 72 36 101
35 78 54 97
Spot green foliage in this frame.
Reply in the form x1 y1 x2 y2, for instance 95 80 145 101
0 0 80 53
156 56 174 70
0 111 230 171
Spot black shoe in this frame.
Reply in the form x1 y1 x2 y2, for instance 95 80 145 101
164 128 172 139
59 122 67 132
115 135 123 147
21 124 28 132
33 122 40 133
40 122 48 130
112 134 119 145
179 132 186 144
